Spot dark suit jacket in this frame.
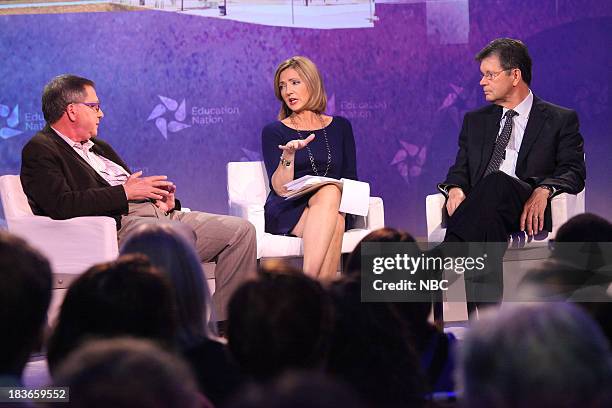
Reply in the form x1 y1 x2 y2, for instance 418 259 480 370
21 125 131 229
440 95 586 230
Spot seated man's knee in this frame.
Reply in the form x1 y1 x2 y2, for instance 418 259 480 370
475 171 515 199
245 220 256 240
167 221 197 246
237 217 256 242
482 171 517 188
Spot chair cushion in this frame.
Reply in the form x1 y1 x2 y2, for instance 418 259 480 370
257 228 372 258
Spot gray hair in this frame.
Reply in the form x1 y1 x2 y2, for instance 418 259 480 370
42 74 95 123
120 223 213 347
459 303 612 407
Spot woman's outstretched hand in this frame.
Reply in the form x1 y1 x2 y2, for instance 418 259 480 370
278 133 315 156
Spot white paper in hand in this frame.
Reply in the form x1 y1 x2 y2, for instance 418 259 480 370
284 175 339 191
339 178 370 216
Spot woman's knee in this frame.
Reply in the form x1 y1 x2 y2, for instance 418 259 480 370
335 214 345 234
309 185 341 209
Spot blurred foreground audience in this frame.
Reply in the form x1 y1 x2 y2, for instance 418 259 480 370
459 303 612 408
520 213 612 343
50 337 210 408
549 212 612 282
120 224 243 405
327 276 427 408
5 219 612 408
46 255 176 374
343 227 416 279
343 228 455 395
0 231 52 386
227 371 366 408
227 262 333 382
554 212 612 244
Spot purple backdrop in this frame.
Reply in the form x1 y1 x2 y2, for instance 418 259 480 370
1 1 611 236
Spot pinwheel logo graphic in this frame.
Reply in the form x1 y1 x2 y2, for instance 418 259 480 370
147 96 191 139
0 104 23 140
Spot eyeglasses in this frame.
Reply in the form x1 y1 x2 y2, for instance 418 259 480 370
71 102 102 112
480 68 515 81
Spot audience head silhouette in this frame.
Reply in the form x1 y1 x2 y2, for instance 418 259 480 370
46 254 177 373
0 231 52 381
51 337 206 408
120 223 212 347
227 262 333 381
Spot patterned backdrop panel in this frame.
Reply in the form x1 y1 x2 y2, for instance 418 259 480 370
1 2 611 235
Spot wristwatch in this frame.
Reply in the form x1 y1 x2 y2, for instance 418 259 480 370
539 185 554 198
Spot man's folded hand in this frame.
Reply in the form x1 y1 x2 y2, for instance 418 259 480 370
123 171 174 201
520 187 549 236
446 187 466 217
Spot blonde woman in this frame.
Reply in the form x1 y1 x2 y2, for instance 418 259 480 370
261 56 357 280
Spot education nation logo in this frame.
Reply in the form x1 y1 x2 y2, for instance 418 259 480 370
147 96 191 139
0 103 23 140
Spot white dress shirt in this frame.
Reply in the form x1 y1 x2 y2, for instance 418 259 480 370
497 90 533 178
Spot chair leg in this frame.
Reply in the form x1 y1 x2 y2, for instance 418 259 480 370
433 289 444 323
339 253 350 276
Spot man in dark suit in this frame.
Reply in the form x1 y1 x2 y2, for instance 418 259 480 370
438 38 586 316
20 74 257 324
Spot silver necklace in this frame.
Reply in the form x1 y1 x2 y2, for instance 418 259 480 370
289 114 332 177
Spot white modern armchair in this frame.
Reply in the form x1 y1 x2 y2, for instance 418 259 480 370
0 175 118 284
425 189 585 321
227 161 385 260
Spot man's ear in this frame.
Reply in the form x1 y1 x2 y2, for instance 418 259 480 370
513 68 523 86
65 103 78 122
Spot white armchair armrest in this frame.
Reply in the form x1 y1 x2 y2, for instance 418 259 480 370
550 191 585 237
351 196 384 230
426 193 447 242
229 199 265 258
426 190 586 242
7 215 118 275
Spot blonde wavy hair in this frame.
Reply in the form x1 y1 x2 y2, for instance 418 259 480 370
273 56 327 120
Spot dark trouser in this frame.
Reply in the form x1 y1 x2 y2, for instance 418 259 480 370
441 172 533 317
